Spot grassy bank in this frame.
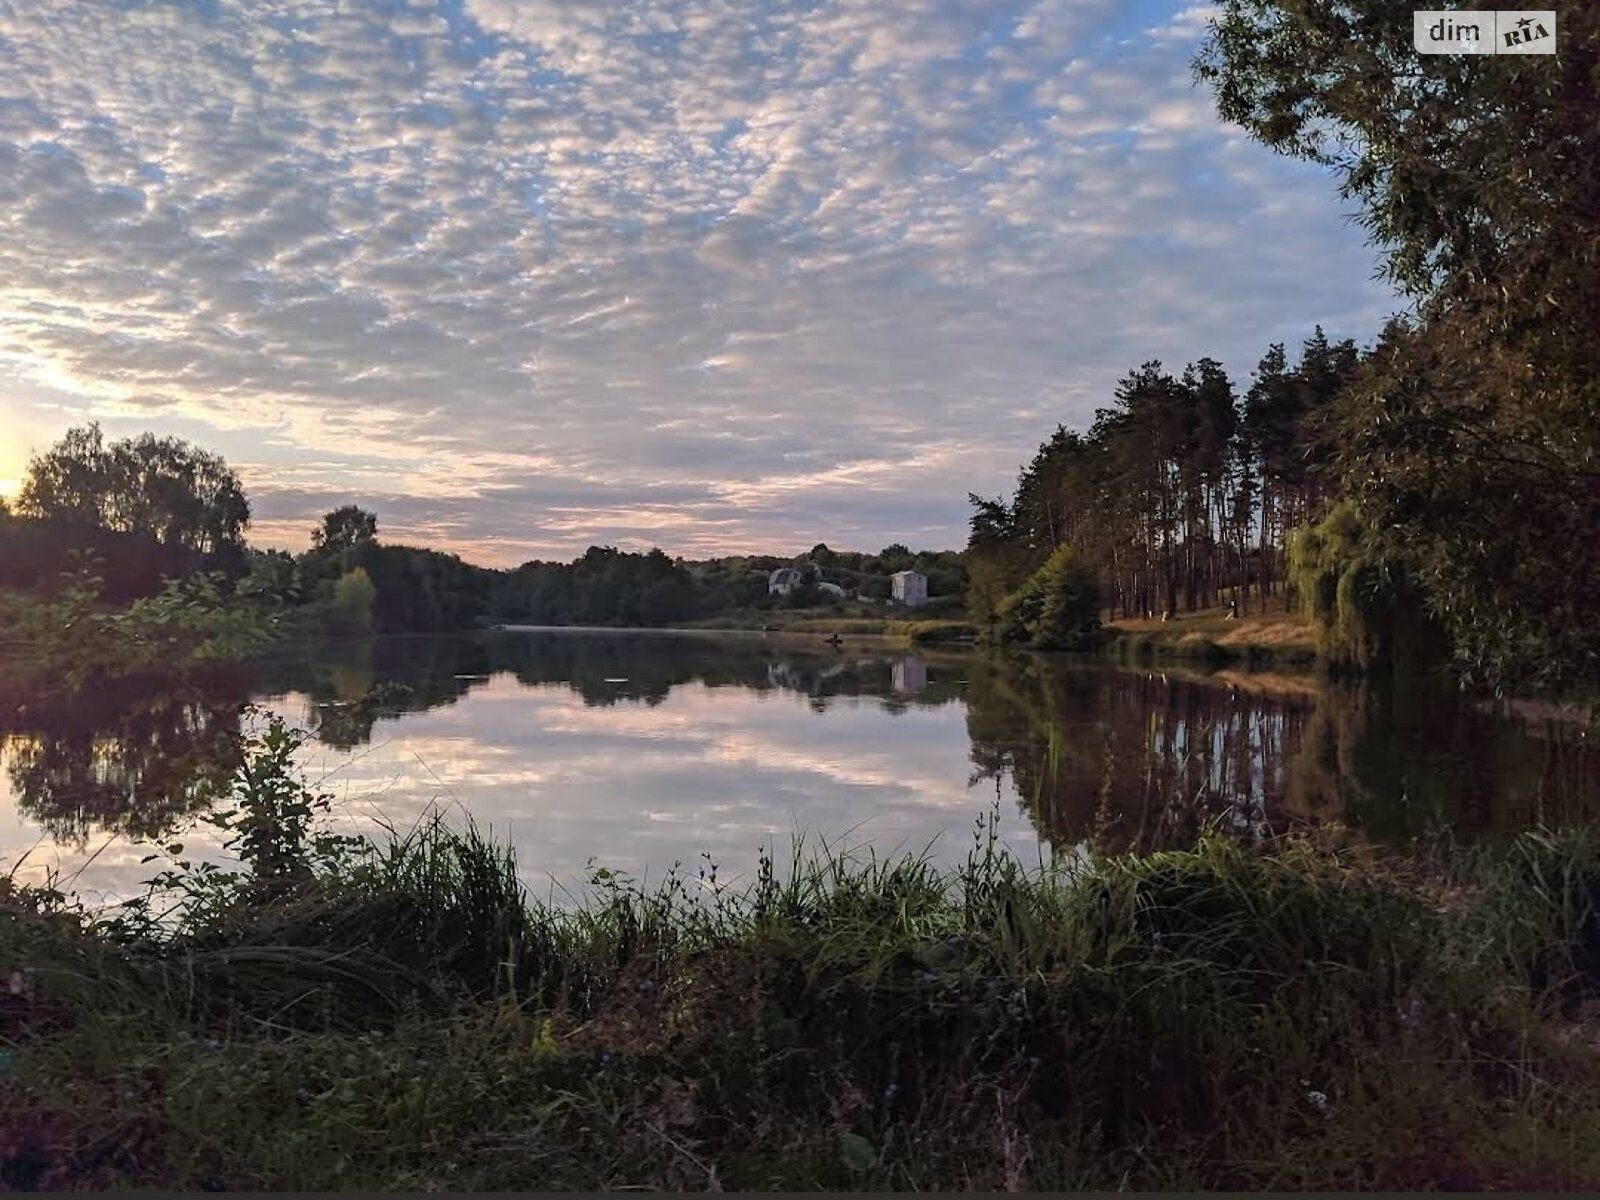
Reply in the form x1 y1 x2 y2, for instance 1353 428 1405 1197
5 725 1600 1190
1104 605 1318 668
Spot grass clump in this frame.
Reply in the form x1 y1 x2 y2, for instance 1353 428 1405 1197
4 723 1600 1189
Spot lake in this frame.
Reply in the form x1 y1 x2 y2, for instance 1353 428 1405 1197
3 629 1597 904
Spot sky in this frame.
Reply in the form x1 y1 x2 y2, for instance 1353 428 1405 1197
0 0 1396 567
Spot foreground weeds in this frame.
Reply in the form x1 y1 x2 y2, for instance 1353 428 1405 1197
4 716 1600 1189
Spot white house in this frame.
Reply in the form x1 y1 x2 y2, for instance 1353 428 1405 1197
770 565 849 600
768 567 806 596
891 569 928 608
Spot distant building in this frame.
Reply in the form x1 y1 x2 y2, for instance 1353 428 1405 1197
891 569 928 608
770 565 848 600
768 567 806 596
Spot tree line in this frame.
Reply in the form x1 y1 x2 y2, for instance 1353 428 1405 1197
969 0 1598 693
967 327 1364 633
1 434 962 638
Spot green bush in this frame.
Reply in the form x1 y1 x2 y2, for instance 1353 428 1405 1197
995 544 1101 650
328 567 377 636
1287 503 1446 676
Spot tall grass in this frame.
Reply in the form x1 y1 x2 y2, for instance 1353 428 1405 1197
5 722 1600 1188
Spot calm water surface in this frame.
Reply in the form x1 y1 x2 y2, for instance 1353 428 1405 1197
2 630 1596 903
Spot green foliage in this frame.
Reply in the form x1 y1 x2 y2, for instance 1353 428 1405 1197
1196 1 1598 306
16 423 250 557
996 543 1101 650
312 505 378 553
493 546 702 627
331 543 493 634
222 718 352 902
974 329 1358 636
963 494 1029 630
901 619 978 646
329 568 377 636
1197 1 1600 693
1328 316 1600 693
9 734 1600 1190
1287 502 1444 676
490 545 963 629
238 549 302 609
1467 829 1600 1009
11 557 281 683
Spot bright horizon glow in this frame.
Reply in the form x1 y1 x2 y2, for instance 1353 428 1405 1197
0 0 1395 566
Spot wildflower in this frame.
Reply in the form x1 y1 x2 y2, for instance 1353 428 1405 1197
202 1038 223 1054
1306 1090 1330 1113
638 978 656 993
6 971 24 997
884 1083 899 1102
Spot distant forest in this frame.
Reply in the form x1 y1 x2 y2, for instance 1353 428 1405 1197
0 429 963 636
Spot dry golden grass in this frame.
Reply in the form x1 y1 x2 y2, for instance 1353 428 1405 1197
1108 604 1316 653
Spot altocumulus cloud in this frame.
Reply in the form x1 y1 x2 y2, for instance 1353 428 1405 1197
0 0 1392 564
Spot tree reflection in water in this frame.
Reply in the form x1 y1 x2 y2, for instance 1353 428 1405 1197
3 633 1596 857
0 667 249 846
962 656 1600 852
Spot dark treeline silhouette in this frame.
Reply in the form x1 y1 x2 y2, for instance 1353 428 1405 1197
1 432 964 636
968 329 1362 626
492 543 966 629
0 424 250 602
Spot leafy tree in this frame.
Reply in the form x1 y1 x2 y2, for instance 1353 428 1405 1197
808 543 838 567
964 495 1029 630
239 550 302 609
1331 316 1600 690
997 544 1101 651
17 423 250 557
1198 0 1600 691
1287 502 1446 678
491 546 709 629
329 568 377 636
877 544 915 574
11 563 279 683
313 505 379 552
15 424 110 528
